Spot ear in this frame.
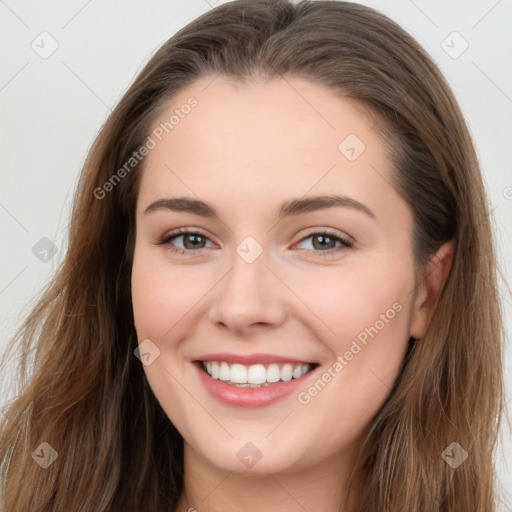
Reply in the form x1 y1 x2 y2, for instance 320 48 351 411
409 240 454 340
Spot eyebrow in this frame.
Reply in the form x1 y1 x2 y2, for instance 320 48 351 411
143 194 376 220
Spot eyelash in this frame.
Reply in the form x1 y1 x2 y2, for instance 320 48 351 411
155 227 353 258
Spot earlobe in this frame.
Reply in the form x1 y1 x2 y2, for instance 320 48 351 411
409 240 455 340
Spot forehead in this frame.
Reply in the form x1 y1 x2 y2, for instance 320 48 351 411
137 75 396 218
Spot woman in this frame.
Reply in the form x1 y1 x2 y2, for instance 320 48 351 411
0 1 505 510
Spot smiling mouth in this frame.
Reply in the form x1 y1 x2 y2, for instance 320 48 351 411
197 360 318 388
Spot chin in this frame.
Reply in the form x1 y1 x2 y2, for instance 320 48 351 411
189 435 306 475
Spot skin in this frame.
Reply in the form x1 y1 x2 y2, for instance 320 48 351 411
131 75 453 512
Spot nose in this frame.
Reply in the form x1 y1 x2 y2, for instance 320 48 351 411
207 248 288 335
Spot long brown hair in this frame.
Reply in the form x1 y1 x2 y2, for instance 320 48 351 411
0 1 505 510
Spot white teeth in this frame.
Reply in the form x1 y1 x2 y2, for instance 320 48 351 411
230 363 247 383
281 363 293 382
247 364 267 384
219 362 230 381
202 360 313 385
266 363 281 383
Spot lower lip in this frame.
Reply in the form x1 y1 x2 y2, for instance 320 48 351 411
194 362 317 408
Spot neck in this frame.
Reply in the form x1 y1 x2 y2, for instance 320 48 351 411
175 442 364 512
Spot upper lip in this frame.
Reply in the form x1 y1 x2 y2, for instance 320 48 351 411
194 352 317 365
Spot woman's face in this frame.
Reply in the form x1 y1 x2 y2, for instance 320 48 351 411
131 76 425 474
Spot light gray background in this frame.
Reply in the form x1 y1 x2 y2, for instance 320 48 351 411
1 0 511 508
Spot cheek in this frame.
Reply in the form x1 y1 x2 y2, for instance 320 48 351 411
130 249 208 437
291 259 414 438
131 250 210 340
287 259 413 355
